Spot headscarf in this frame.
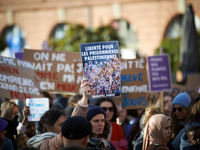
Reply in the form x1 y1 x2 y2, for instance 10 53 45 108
142 114 170 150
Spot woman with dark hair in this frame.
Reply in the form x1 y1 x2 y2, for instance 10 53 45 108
171 92 191 141
27 109 66 149
95 97 128 150
85 104 115 150
173 96 200 150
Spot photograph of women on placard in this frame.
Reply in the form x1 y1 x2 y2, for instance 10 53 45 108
80 41 121 98
82 57 121 97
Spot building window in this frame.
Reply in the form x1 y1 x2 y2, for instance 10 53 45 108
164 14 200 39
0 25 26 57
50 23 69 40
111 19 138 59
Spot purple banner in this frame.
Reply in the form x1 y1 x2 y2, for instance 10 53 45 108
147 55 171 92
15 52 23 60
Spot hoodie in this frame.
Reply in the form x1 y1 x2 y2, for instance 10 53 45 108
172 122 200 150
27 132 58 149
180 133 200 150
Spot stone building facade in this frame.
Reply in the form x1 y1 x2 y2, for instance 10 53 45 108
0 0 199 57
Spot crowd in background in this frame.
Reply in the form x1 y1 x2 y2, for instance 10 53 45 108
0 78 200 150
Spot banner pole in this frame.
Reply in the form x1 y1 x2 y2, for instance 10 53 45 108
159 47 164 113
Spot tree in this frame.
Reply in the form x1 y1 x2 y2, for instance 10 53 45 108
48 24 124 52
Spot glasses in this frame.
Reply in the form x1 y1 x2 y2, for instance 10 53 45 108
101 107 114 112
172 107 183 112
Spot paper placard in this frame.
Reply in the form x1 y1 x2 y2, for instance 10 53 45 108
80 41 121 98
26 98 49 121
74 60 84 94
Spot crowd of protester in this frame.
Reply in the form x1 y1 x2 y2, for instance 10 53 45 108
1 78 200 150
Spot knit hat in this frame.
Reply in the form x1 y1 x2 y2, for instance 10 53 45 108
172 92 191 108
86 104 106 121
0 118 8 132
62 116 92 139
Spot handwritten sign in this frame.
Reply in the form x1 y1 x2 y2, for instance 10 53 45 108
116 58 148 109
26 98 49 121
74 60 84 94
80 41 121 98
147 55 172 92
23 49 81 93
0 56 40 100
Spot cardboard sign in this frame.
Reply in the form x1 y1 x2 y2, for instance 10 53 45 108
147 73 200 105
147 55 172 92
80 41 121 98
23 49 81 93
26 98 49 121
74 60 84 94
116 58 148 109
0 56 40 100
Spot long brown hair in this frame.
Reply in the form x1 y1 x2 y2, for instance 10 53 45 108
185 96 200 124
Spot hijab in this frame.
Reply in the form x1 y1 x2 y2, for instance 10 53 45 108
142 114 170 150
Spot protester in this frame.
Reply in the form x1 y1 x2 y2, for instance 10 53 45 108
20 122 36 147
95 97 128 150
1 101 30 149
172 96 200 150
142 114 172 150
171 92 191 141
70 78 115 150
0 118 14 150
40 91 54 109
116 103 129 136
27 79 91 150
27 109 66 149
155 94 173 116
86 104 116 150
180 125 200 150
67 94 82 106
132 105 161 150
128 109 145 150
61 116 92 149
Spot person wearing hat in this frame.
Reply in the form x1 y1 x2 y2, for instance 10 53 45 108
71 78 115 150
26 79 92 150
85 104 116 150
0 118 14 150
171 92 191 141
60 116 92 149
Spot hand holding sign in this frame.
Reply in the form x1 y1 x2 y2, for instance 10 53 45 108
80 78 92 98
79 78 92 107
26 98 49 121
21 106 30 126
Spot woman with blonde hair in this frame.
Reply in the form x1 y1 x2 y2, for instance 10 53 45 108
1 101 30 149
